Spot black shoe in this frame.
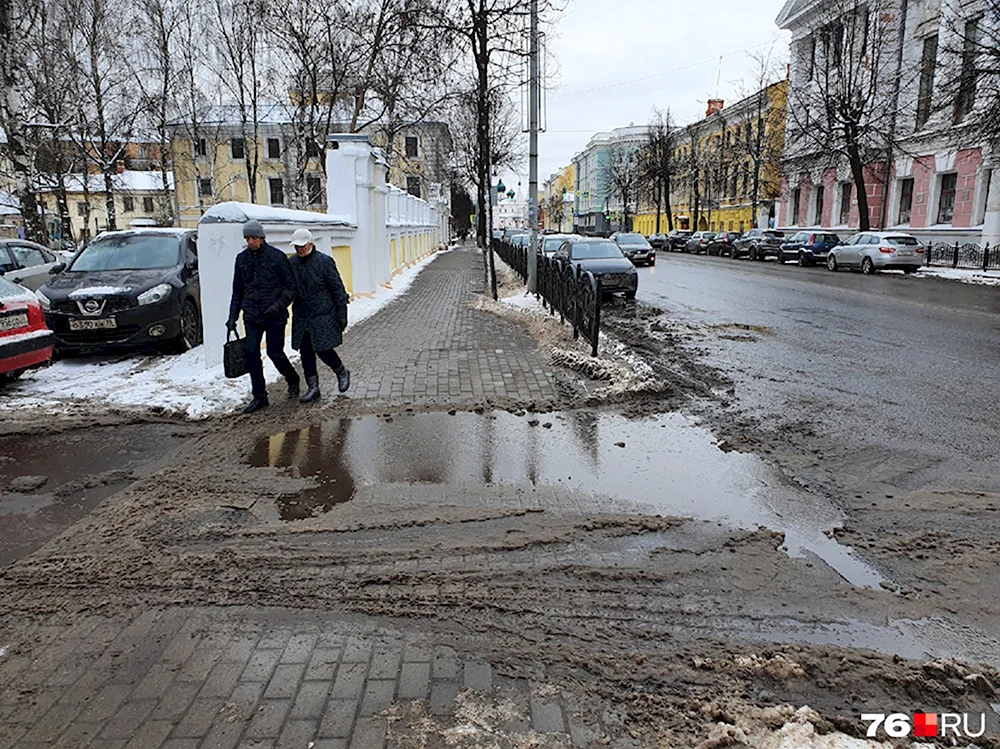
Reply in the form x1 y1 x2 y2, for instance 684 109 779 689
335 366 351 393
287 375 301 399
243 397 269 414
299 376 320 403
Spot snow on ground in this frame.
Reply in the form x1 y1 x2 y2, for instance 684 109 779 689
0 250 443 421
500 292 547 313
915 267 1000 286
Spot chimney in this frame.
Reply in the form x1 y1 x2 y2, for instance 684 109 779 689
706 99 724 117
116 160 125 174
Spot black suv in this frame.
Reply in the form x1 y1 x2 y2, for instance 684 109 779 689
36 229 202 353
732 228 786 260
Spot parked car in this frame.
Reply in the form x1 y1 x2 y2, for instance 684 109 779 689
553 237 638 299
509 233 529 248
610 232 655 266
778 231 841 266
683 231 717 254
36 228 202 353
825 232 925 275
648 233 668 250
706 231 742 256
0 275 55 382
732 228 786 260
667 229 693 251
539 233 576 256
0 239 65 291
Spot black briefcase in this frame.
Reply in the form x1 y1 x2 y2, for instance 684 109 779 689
223 330 248 379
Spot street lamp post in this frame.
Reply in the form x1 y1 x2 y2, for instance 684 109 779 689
527 0 539 293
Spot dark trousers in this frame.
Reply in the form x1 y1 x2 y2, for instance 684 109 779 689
244 318 298 399
300 331 343 379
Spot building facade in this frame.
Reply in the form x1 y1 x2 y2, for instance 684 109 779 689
775 0 998 244
572 126 647 236
542 164 575 232
169 104 453 229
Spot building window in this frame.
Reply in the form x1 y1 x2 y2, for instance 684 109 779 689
954 18 979 123
839 183 852 224
194 138 208 158
230 138 246 160
404 136 419 158
916 34 938 130
77 202 88 216
306 175 323 205
741 164 749 196
122 196 134 213
791 188 801 224
143 197 154 213
199 177 212 198
406 176 421 198
803 35 815 82
814 185 824 224
937 173 957 224
268 178 285 205
139 146 149 159
897 178 914 224
267 138 281 159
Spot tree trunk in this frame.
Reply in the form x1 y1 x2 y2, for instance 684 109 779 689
848 145 870 231
665 174 674 232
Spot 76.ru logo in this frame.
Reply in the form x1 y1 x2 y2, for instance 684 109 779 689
862 713 987 739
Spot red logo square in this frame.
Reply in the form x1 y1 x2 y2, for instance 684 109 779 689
914 713 938 738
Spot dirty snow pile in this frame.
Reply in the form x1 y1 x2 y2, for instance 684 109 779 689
0 251 441 420
916 267 1000 286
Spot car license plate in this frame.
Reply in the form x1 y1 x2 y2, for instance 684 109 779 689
69 318 117 331
898 250 914 256
0 312 29 332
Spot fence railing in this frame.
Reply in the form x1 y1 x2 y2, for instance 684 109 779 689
926 241 998 271
492 240 602 356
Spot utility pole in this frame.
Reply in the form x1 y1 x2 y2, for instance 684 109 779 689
526 0 539 293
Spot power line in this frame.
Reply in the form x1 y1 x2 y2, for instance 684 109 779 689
551 39 780 100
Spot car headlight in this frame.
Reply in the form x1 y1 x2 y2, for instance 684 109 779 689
137 283 172 306
35 290 51 311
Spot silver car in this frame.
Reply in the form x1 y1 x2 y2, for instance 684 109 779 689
0 239 65 291
826 232 924 275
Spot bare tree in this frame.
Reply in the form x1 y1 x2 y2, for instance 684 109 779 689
639 107 678 234
0 0 47 241
598 141 638 233
785 0 899 231
681 126 705 230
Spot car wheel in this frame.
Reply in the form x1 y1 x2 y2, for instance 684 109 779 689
168 299 203 353
827 254 838 272
861 257 876 275
624 290 636 300
749 247 759 261
798 252 808 267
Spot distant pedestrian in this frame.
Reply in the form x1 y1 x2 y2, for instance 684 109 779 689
287 228 350 402
226 219 301 414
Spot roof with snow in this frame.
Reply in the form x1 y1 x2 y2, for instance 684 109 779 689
0 191 19 215
37 171 175 194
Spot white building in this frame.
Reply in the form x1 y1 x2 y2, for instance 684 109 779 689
571 125 647 236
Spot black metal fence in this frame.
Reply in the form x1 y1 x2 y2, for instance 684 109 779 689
926 241 999 271
492 239 602 356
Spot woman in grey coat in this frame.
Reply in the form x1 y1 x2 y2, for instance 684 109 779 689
287 228 350 402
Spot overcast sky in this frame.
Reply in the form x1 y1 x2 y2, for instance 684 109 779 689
499 0 791 195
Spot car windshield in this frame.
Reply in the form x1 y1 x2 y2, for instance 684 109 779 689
763 231 784 238
543 238 565 253
71 234 180 272
571 241 624 260
886 236 919 246
704 232 717 239
616 234 647 245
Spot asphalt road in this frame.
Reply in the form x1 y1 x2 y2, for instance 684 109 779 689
633 252 1000 501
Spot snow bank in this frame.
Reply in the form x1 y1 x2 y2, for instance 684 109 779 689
0 251 442 420
916 267 1000 286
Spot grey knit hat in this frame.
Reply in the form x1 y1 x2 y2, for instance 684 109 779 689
242 219 266 238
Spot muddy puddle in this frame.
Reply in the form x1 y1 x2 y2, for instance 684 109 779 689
251 410 886 589
0 424 195 566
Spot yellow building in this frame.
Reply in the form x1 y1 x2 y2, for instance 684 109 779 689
633 80 788 237
542 164 576 231
169 104 453 228
37 170 174 242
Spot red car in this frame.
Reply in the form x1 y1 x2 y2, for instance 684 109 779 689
0 276 55 381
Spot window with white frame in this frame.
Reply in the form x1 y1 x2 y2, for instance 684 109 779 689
839 182 852 225
937 173 957 224
897 178 914 224
269 177 285 205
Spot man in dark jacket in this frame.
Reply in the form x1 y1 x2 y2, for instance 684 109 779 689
287 228 350 402
227 219 301 413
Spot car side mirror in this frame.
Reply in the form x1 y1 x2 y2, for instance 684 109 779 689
50 262 66 274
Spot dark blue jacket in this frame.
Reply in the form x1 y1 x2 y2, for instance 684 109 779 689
289 250 349 352
228 242 295 325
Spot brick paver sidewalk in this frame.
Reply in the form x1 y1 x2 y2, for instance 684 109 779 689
335 247 558 409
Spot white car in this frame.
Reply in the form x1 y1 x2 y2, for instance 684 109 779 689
0 239 66 291
826 232 925 274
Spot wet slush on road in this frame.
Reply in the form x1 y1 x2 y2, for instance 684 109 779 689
250 409 885 588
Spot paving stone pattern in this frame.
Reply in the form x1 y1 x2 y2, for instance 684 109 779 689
334 249 557 408
0 608 608 748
